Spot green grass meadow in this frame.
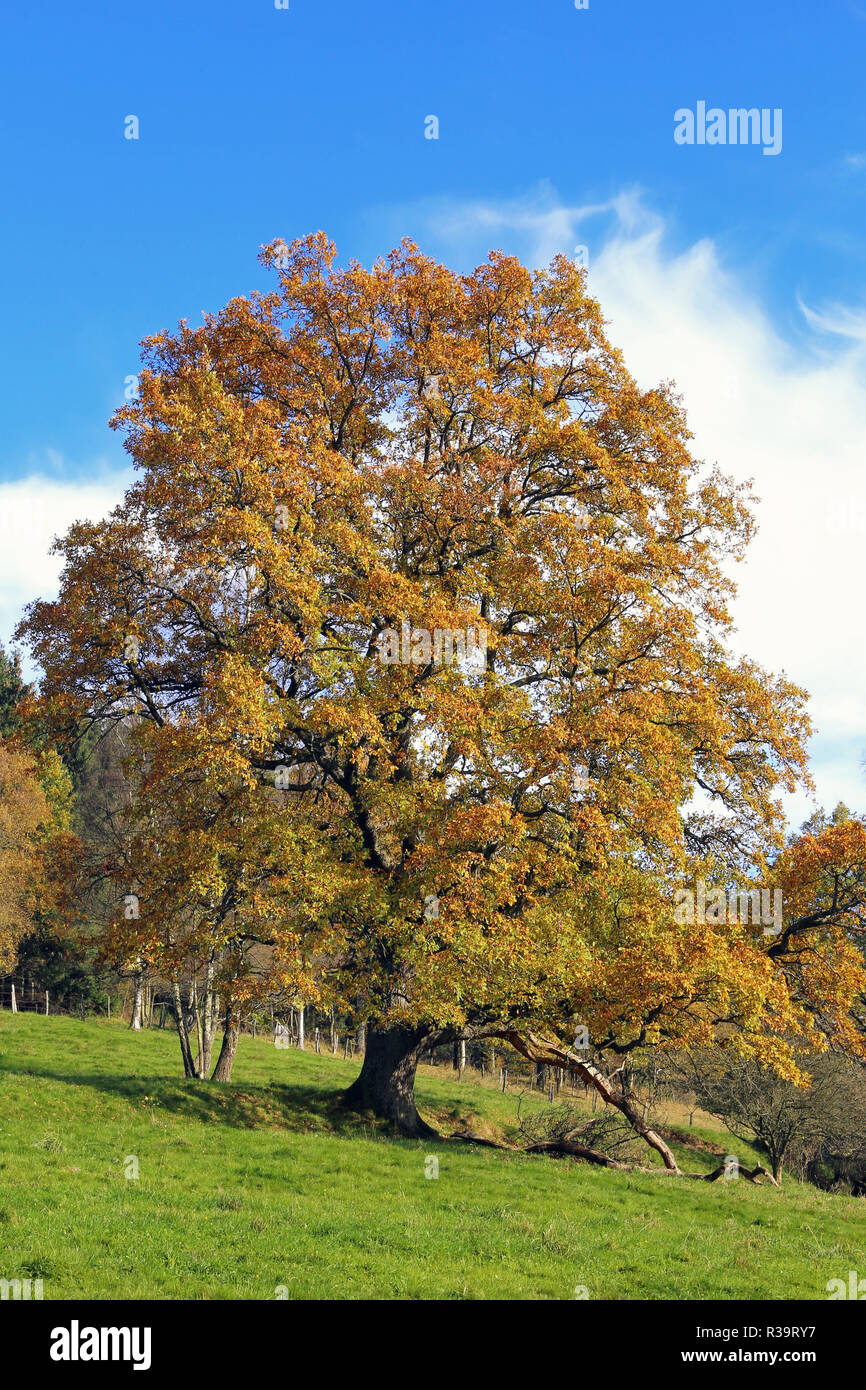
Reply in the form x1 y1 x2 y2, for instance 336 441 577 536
1 1013 863 1300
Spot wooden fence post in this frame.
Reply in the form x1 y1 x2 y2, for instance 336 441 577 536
11 983 17 1013
45 990 49 1016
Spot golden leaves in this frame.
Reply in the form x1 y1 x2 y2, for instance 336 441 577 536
13 233 829 1058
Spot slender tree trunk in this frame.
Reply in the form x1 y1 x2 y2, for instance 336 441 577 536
297 1004 305 1051
129 973 144 1031
170 981 198 1078
199 961 217 1078
190 981 204 1072
341 1024 439 1137
211 1007 240 1083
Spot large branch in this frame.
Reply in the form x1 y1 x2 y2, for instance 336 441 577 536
487 1028 681 1173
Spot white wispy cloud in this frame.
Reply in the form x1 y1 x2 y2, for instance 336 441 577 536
405 185 866 824
797 293 866 341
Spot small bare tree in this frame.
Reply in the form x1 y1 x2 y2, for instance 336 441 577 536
686 1051 853 1184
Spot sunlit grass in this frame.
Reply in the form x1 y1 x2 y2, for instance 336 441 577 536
0 1013 861 1300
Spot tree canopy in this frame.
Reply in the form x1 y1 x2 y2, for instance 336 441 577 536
21 233 861 1140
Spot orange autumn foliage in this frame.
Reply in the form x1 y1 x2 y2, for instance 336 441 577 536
20 233 856 1083
0 741 72 971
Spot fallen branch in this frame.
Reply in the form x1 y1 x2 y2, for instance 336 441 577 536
489 1028 681 1173
451 1131 519 1151
525 1139 632 1169
452 1027 782 1187
453 1130 778 1185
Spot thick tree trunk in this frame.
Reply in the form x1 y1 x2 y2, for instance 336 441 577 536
341 1024 438 1137
211 1008 240 1083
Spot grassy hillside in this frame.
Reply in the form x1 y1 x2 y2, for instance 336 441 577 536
0 1013 862 1300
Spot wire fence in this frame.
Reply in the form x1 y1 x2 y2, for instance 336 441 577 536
0 977 113 1019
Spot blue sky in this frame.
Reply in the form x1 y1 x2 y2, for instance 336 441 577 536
1 0 865 823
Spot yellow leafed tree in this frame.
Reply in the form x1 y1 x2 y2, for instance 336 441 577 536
22 235 862 1156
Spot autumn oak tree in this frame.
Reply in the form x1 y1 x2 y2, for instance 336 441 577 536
21 234 863 1152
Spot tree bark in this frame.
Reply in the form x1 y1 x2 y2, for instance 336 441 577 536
170 980 198 1078
211 1007 240 1083
129 972 144 1031
190 981 204 1070
199 963 217 1079
341 1024 439 1137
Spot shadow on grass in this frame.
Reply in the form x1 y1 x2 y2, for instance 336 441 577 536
0 1028 505 1145
0 1050 498 1144
0 1047 391 1136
